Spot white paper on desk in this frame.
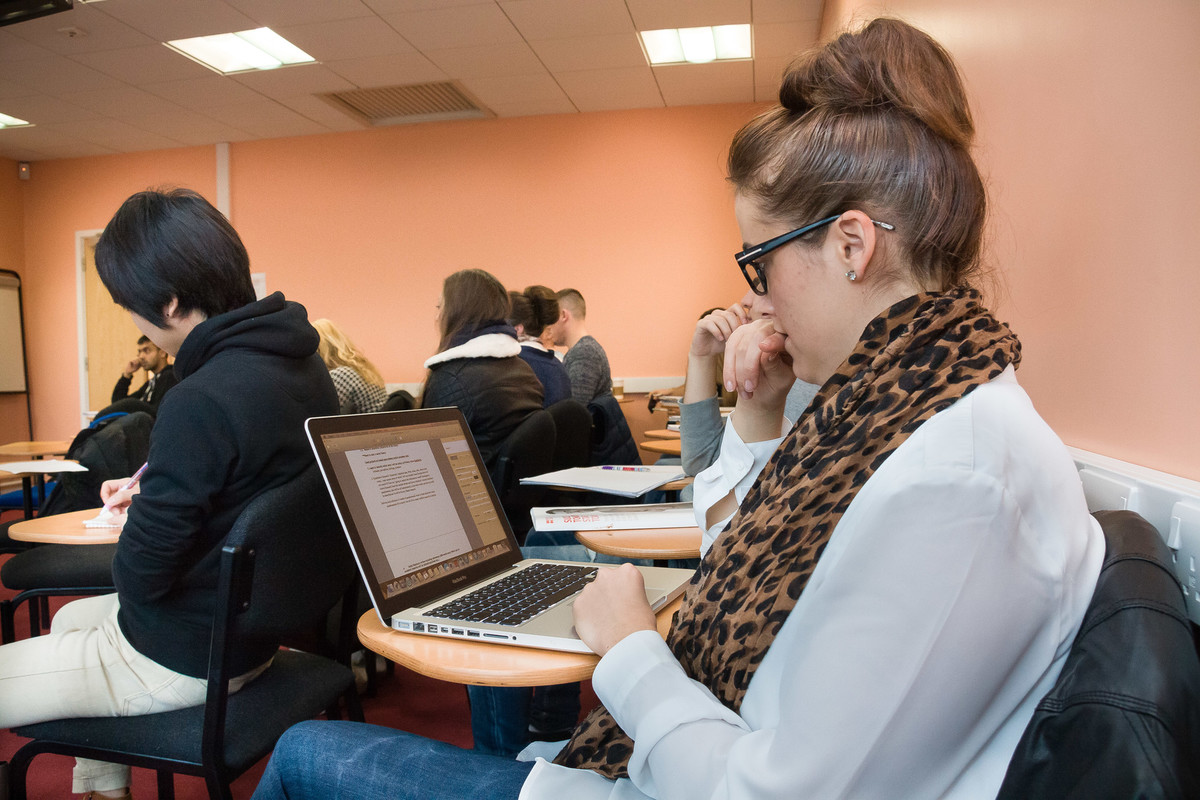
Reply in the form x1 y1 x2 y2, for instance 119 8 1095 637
520 465 685 498
84 507 125 529
0 459 88 474
531 502 694 532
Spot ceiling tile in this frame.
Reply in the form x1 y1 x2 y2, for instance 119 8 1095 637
754 20 821 58
382 5 523 50
324 53 448 89
556 66 664 112
2 2 155 54
626 0 749 31
225 0 377 27
424 42 545 79
529 33 646 72
752 0 823 24
122 109 256 144
142 76 265 108
0 30 56 62
500 0 633 40
653 59 754 105
96 0 259 42
58 85 187 117
203 100 330 138
463 71 573 109
753 53 791 94
25 140 120 159
48 117 185 152
273 94 367 131
273 16 415 62
230 64 356 101
1 57 123 95
363 0 490 11
486 95 576 118
71 44 215 85
0 94 102 124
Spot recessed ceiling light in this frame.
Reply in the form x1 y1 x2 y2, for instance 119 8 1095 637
639 24 752 65
0 112 32 128
164 28 315 75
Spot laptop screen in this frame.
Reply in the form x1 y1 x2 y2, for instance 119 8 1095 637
307 408 521 616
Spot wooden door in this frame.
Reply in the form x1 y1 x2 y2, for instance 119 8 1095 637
83 235 144 412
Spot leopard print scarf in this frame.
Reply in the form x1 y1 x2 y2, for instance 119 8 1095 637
554 286 1020 778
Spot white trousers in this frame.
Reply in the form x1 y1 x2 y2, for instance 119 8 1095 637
0 593 265 793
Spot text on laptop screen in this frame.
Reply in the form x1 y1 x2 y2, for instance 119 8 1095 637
317 420 513 599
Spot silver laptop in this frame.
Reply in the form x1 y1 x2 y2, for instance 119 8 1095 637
306 407 693 653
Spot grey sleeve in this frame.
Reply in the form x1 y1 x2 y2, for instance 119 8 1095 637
679 396 724 476
564 346 607 405
784 379 820 422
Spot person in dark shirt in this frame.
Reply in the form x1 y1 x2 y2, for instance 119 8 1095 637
507 285 571 408
0 187 337 800
110 334 178 409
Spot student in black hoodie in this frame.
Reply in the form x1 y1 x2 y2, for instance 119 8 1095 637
0 188 337 800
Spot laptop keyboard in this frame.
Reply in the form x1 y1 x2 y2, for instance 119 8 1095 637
428 563 599 627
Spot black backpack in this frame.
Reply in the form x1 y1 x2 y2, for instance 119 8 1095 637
39 411 154 517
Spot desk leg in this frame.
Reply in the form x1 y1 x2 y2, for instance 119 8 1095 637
20 476 33 520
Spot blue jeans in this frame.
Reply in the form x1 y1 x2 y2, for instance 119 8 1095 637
252 720 534 800
467 682 581 756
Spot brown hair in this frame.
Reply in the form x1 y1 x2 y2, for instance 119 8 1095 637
507 285 560 337
437 269 510 352
727 18 985 291
555 288 585 319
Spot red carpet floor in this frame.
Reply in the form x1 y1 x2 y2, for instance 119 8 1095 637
0 523 598 800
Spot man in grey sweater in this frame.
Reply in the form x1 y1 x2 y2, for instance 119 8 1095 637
553 288 613 405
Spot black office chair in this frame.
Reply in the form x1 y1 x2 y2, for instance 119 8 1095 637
546 399 591 471
5 467 362 800
587 393 640 467
492 409 556 542
997 510 1200 799
381 389 416 411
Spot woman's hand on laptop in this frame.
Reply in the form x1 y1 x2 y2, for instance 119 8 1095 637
574 563 657 657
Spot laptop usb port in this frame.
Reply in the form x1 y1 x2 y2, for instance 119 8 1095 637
466 630 480 638
451 628 465 636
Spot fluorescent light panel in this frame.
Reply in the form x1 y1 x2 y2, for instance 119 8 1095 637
639 24 751 65
0 112 32 128
165 27 315 75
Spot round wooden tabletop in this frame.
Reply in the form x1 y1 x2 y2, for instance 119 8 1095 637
639 439 682 457
574 526 701 560
357 595 682 687
9 508 123 544
642 429 681 440
0 440 72 459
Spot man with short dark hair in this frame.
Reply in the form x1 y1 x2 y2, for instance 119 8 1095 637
111 335 177 409
554 288 612 405
0 187 337 799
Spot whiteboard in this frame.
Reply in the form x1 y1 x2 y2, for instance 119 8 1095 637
0 270 28 392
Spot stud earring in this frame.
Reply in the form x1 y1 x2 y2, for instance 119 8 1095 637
845 270 858 282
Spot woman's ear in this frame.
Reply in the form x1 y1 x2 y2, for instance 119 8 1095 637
829 211 878 283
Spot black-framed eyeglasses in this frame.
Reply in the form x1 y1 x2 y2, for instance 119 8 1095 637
735 215 896 295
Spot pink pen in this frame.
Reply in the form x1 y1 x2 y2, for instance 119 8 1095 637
103 461 148 512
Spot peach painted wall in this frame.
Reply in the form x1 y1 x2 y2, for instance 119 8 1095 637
0 157 30 442
15 106 752 441
18 148 216 440
820 0 1200 481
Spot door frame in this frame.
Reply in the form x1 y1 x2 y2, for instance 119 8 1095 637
75 228 104 429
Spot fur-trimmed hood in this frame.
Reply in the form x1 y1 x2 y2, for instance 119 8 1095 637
424 333 522 368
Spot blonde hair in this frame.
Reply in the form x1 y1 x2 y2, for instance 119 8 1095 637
313 318 385 387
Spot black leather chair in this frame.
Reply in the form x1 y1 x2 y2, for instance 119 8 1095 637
381 389 415 411
492 409 555 542
997 510 1200 799
5 467 362 800
546 399 591 470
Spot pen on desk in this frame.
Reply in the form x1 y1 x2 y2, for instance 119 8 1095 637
103 461 148 511
600 466 651 472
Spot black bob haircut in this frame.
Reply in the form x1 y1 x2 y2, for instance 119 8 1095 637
95 187 256 328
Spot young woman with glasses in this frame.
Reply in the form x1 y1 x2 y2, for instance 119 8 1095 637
253 18 1102 800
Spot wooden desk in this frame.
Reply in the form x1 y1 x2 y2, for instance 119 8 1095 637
639 439 682 457
575 526 701 561
357 596 682 687
1 440 74 519
643 429 680 440
9 508 122 545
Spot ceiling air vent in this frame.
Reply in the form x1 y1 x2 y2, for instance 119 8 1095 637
321 81 491 127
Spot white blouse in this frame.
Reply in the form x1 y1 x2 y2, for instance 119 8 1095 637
518 367 1103 800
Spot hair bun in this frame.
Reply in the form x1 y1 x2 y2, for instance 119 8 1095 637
780 18 974 149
